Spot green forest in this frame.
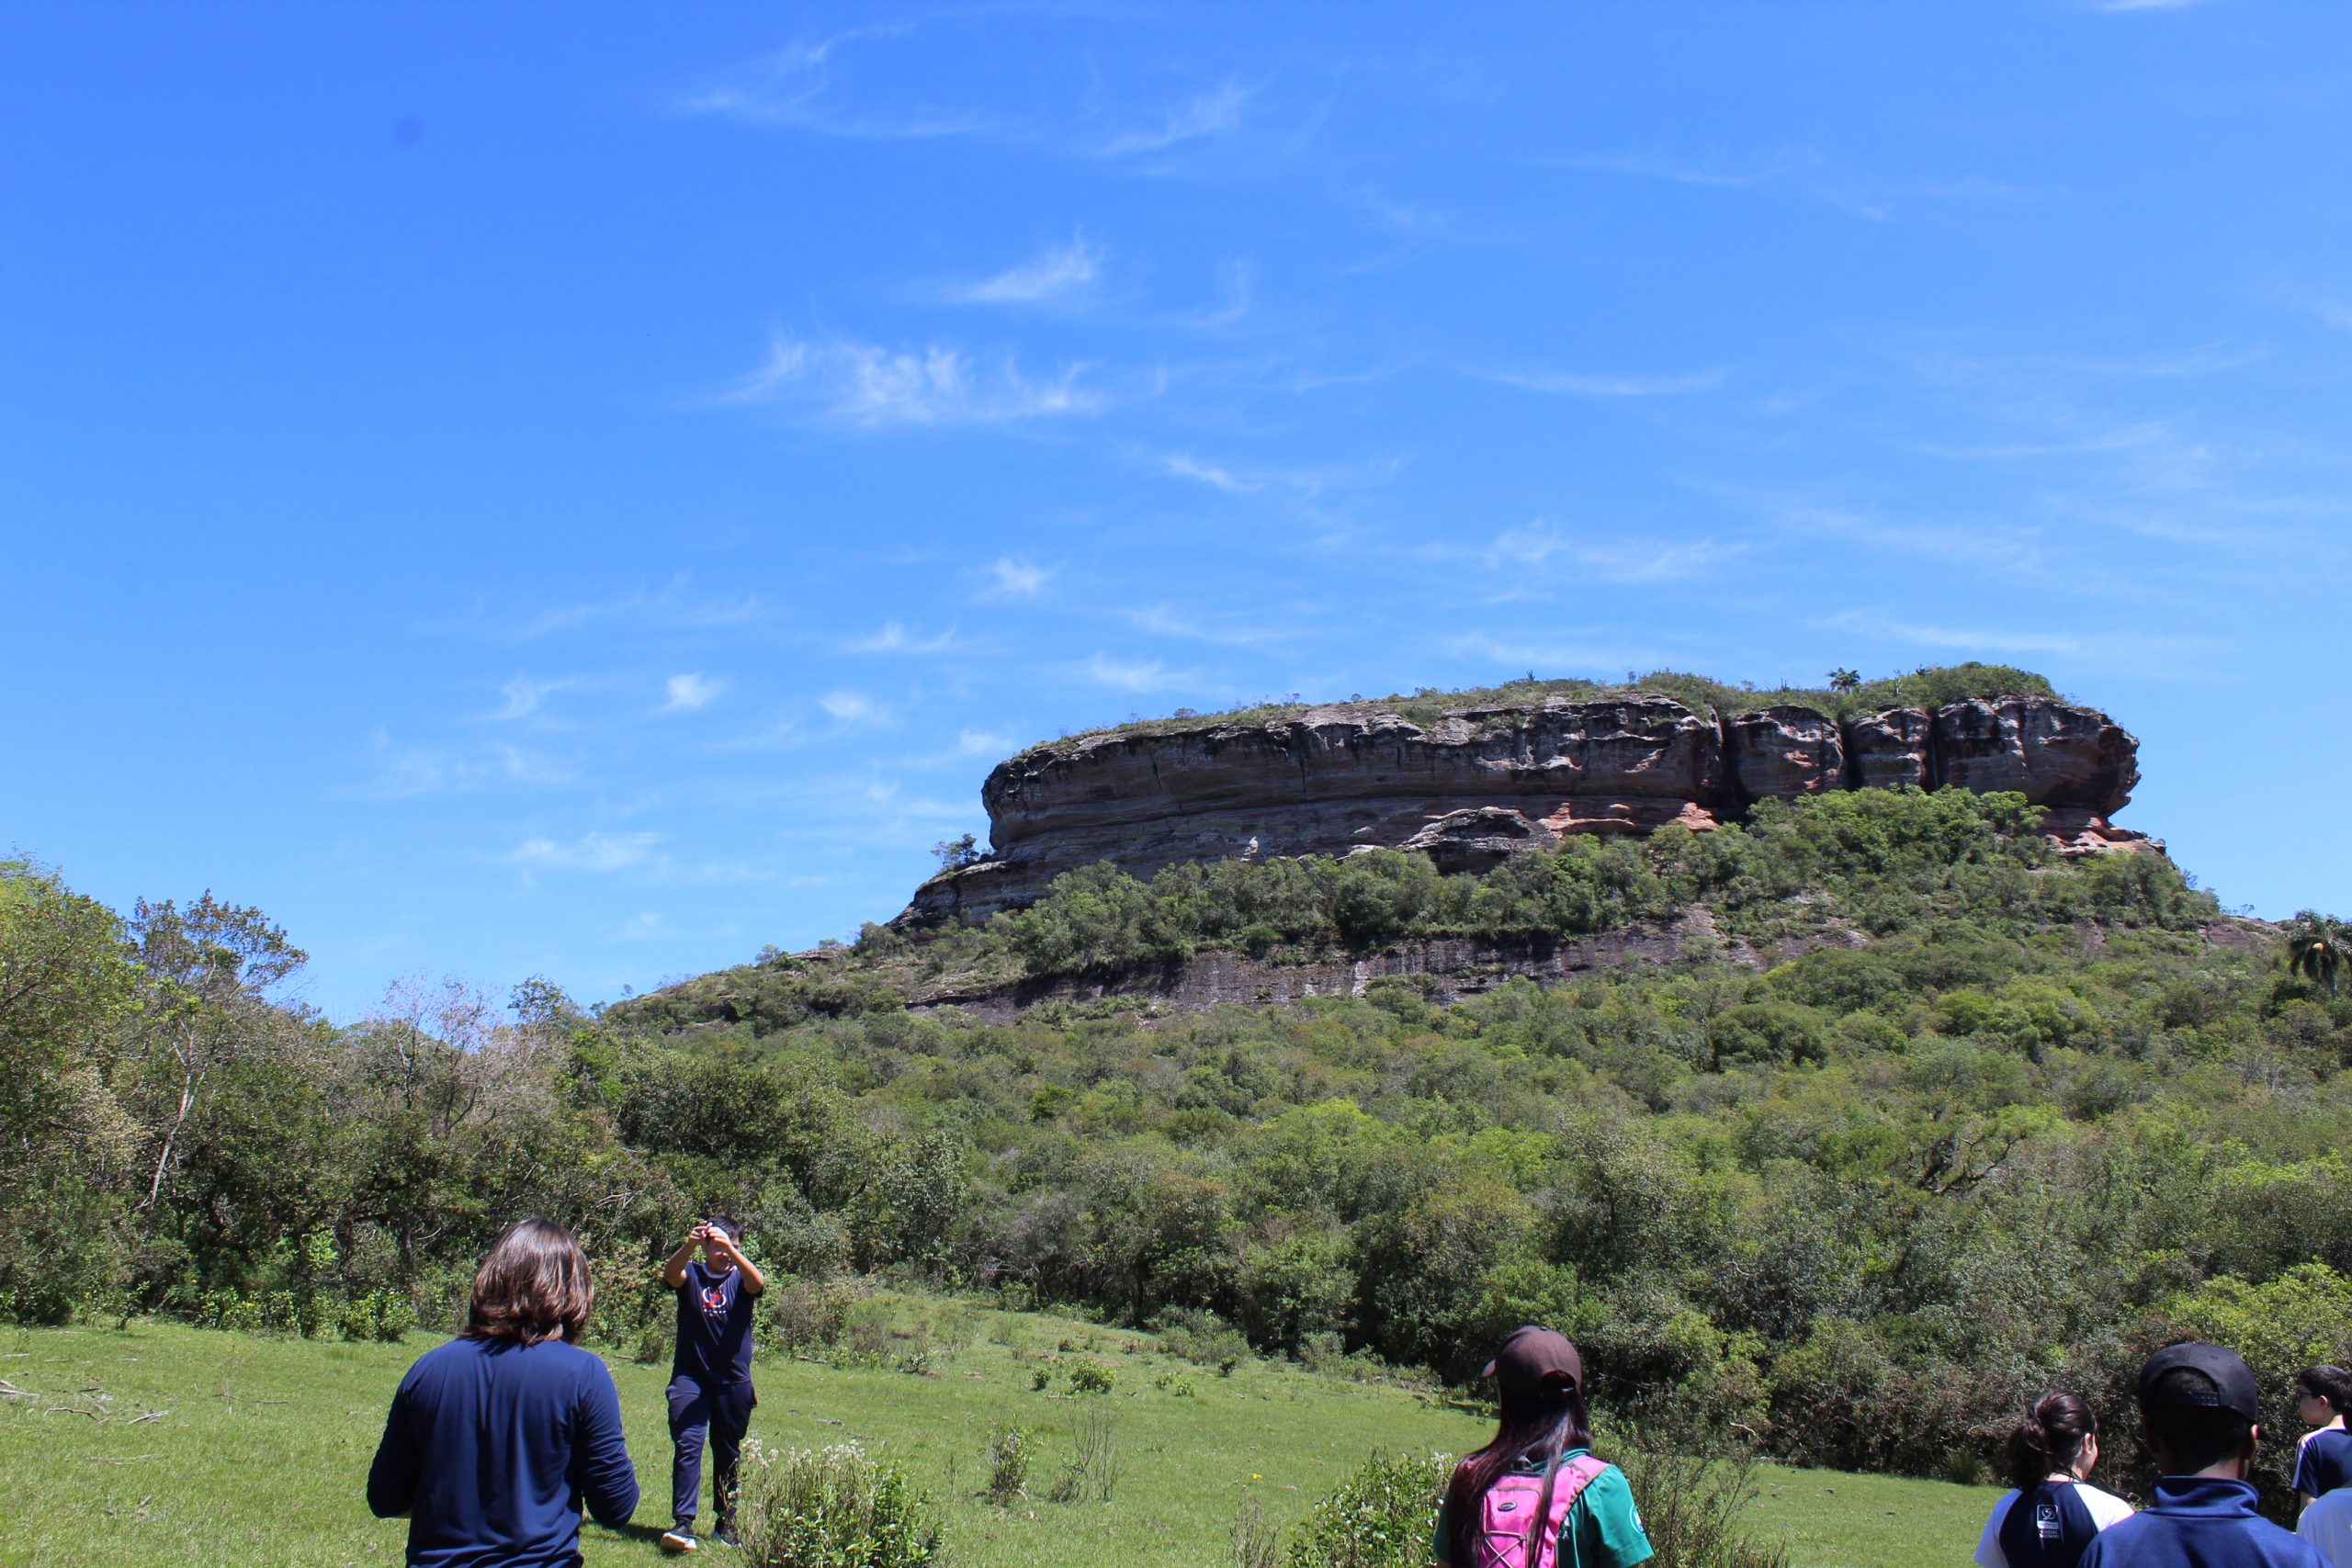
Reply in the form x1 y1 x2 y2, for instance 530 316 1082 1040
9 779 2352 1498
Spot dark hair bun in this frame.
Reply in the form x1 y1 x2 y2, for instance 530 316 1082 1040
2006 1392 2097 1495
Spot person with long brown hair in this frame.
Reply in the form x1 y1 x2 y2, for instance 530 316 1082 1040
367 1217 639 1567
1973 1391 2132 1568
1431 1325 1653 1568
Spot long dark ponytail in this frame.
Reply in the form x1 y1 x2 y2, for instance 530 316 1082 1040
1444 1382 1595 1566
2006 1392 2098 1495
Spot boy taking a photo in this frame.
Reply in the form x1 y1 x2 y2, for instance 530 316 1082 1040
658 1217 765 1554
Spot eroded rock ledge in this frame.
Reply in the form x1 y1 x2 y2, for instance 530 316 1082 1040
901 694 2153 927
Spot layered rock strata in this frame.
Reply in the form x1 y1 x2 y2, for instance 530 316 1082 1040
900 693 2149 926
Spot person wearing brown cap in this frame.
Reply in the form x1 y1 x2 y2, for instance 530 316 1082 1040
2076 1343 2326 1568
1433 1326 1654 1568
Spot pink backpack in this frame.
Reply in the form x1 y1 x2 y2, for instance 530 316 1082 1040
1468 1452 1610 1568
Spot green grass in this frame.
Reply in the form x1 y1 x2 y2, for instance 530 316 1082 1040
0 1308 2001 1568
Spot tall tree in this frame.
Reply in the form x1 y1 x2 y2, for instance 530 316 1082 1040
127 893 306 1212
2286 910 2352 997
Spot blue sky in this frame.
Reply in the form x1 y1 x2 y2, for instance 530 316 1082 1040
6 2 2349 1021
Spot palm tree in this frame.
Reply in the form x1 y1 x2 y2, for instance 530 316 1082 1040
2285 911 2352 997
1827 668 1861 694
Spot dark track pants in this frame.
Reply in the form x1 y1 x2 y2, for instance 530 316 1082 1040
667 1376 756 1528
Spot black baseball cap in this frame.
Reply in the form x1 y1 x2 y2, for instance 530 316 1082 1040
1484 1325 1584 1402
2139 1342 2263 1423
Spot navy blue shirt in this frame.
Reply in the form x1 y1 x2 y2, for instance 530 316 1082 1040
2295 1429 2352 1498
673 1260 758 1388
367 1336 638 1568
2078 1477 2328 1568
1999 1480 2101 1568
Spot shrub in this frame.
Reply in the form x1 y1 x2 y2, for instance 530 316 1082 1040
1047 1401 1122 1504
980 1423 1034 1504
1152 1304 1252 1369
767 1279 858 1358
341 1288 417 1344
1283 1449 1451 1568
1613 1446 1792 1568
1067 1359 1115 1394
733 1440 945 1568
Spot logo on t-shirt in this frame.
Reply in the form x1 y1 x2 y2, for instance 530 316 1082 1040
2035 1501 2062 1542
700 1285 728 1315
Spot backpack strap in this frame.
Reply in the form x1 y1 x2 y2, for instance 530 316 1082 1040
1521 1451 1610 1568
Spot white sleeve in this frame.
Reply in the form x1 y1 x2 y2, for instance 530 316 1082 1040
1975 1495 2015 1568
2078 1483 2136 1531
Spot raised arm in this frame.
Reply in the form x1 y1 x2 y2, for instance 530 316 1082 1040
660 1224 704 1292
365 1385 419 1519
573 1359 640 1529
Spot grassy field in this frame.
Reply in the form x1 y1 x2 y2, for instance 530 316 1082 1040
0 1305 1998 1568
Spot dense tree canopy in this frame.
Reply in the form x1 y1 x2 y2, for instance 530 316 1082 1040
5 792 2349 1498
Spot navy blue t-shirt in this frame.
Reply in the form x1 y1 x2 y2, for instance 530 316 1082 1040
2295 1428 2352 1498
2077 1476 2328 1568
367 1336 638 1568
1998 1480 2100 1568
673 1259 759 1388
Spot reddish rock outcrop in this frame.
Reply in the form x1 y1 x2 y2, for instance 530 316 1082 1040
899 693 2148 926
1846 707 1935 791
1933 696 2138 812
1725 705 1846 798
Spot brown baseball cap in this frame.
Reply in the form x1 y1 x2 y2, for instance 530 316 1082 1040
1484 1325 1584 1401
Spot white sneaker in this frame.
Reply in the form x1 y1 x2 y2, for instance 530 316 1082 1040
661 1525 700 1552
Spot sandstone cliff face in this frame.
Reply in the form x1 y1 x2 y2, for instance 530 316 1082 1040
901 693 2145 926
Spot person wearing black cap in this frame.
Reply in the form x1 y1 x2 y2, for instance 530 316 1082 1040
1432 1326 1654 1568
2077 1343 2328 1568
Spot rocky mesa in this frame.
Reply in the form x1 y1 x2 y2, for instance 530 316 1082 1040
900 691 2153 927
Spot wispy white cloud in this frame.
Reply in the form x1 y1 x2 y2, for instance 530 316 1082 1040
1443 633 1669 678
358 730 576 799
1822 609 2222 669
1563 144 2045 221
722 333 1099 426
977 558 1051 602
820 689 891 726
850 621 957 654
487 676 575 722
940 235 1101 306
462 579 765 642
677 25 1000 140
1095 78 1252 158
2315 299 2352 332
1476 366 1729 399
1159 452 1261 493
508 830 663 874
2095 0 2211 11
1148 447 1404 497
959 728 1013 757
660 672 726 714
1459 522 1744 586
1082 654 1197 693
1128 604 1300 648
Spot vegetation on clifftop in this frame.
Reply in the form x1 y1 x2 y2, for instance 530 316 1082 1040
1032 661 2062 752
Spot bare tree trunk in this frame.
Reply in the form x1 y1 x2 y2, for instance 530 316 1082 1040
137 1063 199 1213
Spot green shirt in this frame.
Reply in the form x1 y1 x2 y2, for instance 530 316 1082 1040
1431 1450 1656 1568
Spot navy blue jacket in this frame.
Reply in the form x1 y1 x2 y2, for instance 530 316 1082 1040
368 1336 639 1568
2077 1477 2328 1568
